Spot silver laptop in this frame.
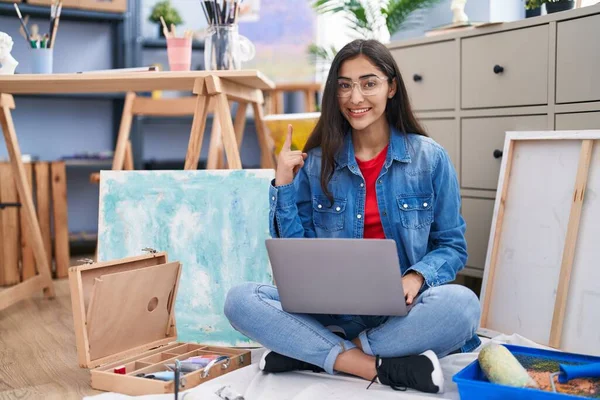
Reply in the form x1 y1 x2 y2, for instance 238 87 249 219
265 238 413 316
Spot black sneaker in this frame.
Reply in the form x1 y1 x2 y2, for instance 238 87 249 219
369 350 444 393
259 326 345 374
259 350 324 373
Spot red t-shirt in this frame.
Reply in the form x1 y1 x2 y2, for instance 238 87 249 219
356 145 388 239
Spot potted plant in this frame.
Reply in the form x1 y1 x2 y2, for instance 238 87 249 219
544 0 575 13
149 0 183 37
308 0 443 65
524 0 542 17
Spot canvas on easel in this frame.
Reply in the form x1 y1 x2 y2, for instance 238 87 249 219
96 169 274 347
479 130 600 357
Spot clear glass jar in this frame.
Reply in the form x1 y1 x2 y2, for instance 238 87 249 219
203 24 255 71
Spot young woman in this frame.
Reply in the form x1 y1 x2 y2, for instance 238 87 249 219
224 39 481 394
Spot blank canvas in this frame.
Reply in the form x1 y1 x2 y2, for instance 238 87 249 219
480 131 600 356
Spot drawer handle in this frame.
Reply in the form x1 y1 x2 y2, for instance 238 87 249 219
493 65 504 74
493 149 503 159
413 74 422 82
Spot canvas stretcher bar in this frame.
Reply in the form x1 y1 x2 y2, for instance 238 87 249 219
548 139 594 348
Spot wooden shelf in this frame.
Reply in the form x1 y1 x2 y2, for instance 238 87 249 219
63 159 113 168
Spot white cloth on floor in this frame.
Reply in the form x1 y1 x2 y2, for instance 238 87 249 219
83 334 548 400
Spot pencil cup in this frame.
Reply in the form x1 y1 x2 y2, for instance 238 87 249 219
30 48 53 74
166 37 192 71
204 24 255 70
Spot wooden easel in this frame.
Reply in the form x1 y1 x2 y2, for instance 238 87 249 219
0 93 55 311
109 75 275 174
91 89 249 184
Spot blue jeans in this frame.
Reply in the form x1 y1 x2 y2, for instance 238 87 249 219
224 283 482 375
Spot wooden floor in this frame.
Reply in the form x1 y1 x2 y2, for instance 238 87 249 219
0 278 103 400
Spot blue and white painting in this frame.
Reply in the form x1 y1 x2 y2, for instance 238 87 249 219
97 169 275 346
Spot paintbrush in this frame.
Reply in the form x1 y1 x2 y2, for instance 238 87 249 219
49 0 56 40
48 1 62 49
199 0 210 24
170 23 177 37
13 3 33 47
228 0 235 23
18 14 30 41
159 16 170 38
212 0 220 25
221 0 228 24
202 1 212 24
30 24 40 41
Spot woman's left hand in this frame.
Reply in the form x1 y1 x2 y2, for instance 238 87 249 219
402 272 424 305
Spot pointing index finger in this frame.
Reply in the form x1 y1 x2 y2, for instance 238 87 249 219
283 124 293 150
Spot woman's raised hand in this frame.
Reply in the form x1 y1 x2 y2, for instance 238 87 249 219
275 124 308 187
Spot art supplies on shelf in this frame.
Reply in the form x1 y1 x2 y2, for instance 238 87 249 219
67 251 251 396
159 18 193 71
197 0 256 70
158 17 192 39
200 0 241 26
13 2 62 49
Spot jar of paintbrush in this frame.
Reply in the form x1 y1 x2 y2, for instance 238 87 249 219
200 0 255 70
160 17 193 71
30 32 53 74
14 2 61 74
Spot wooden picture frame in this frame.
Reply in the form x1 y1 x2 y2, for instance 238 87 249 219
479 130 600 356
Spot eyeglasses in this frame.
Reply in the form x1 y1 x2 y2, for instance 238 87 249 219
336 75 389 98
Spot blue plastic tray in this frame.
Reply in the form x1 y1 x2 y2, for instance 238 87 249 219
453 344 600 399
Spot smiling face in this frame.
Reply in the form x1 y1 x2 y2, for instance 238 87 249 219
337 54 396 133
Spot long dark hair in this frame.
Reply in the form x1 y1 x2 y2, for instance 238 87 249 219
303 39 428 202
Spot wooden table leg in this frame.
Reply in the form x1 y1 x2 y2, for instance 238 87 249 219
234 102 247 148
184 78 210 170
204 76 242 170
0 94 54 309
124 140 134 170
209 100 247 169
206 97 224 170
252 102 276 169
111 92 136 170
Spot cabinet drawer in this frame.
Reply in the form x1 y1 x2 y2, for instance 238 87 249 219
419 118 458 171
462 197 495 271
391 41 456 111
461 26 549 109
556 14 600 104
555 112 600 130
461 115 547 190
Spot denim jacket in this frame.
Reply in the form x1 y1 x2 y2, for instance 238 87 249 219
268 126 468 288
